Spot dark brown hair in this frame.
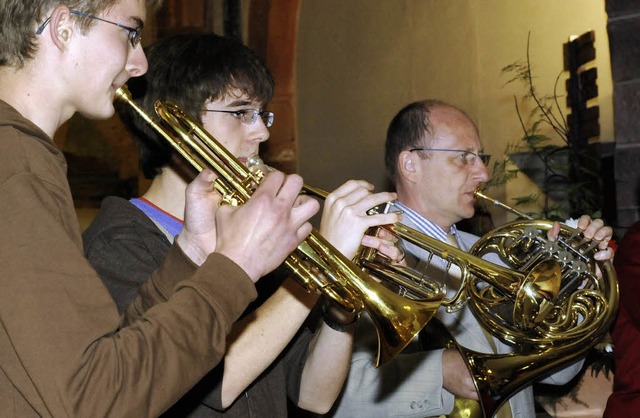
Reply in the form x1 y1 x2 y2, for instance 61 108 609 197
119 32 274 178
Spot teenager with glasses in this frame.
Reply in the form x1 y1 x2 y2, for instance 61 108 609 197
83 32 403 417
0 1 328 416
327 99 615 418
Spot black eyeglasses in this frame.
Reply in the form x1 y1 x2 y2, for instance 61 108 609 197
36 10 143 48
410 148 491 166
204 109 275 128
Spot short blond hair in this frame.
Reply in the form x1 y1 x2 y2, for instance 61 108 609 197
0 0 163 68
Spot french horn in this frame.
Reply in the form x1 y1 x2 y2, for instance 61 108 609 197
359 190 618 417
114 85 444 367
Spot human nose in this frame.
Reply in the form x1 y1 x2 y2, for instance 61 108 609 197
126 44 148 77
472 157 491 182
251 116 270 143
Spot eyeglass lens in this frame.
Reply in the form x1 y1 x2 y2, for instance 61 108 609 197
410 148 491 166
70 10 141 48
241 110 274 128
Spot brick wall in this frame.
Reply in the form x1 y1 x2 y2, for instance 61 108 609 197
607 0 640 233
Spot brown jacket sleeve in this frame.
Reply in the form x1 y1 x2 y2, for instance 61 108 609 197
121 242 251 329
0 121 257 417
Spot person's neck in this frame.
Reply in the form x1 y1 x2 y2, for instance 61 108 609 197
0 63 70 139
396 187 454 232
140 167 188 221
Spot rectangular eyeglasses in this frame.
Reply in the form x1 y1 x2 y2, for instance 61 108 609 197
410 148 491 166
204 109 274 128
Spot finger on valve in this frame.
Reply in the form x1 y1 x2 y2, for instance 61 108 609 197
215 172 317 282
320 187 399 259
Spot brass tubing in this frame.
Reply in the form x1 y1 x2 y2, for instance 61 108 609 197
115 85 443 367
474 189 532 220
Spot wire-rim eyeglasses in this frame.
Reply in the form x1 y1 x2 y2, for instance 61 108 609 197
410 148 491 166
204 109 275 128
36 10 143 48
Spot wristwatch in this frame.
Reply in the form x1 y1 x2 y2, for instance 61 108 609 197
321 301 360 333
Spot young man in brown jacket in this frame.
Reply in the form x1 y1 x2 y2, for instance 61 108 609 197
0 1 320 416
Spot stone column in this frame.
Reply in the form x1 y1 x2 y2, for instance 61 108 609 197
606 0 640 234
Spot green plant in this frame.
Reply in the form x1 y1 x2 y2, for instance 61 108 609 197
486 32 602 222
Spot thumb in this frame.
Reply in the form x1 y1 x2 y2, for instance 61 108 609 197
546 221 561 241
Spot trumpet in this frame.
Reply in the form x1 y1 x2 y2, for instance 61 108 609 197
114 85 444 367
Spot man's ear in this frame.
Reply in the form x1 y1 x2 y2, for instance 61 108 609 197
47 5 74 49
398 150 418 182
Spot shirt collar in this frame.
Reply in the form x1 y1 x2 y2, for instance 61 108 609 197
393 200 458 242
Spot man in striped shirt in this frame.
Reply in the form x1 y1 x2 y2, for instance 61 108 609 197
328 100 614 418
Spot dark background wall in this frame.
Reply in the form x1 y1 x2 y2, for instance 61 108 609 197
607 0 640 234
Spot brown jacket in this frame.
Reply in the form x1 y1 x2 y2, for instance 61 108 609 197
0 101 257 417
83 197 313 417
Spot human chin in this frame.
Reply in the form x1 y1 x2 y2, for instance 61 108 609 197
78 100 116 121
462 204 476 220
458 197 476 218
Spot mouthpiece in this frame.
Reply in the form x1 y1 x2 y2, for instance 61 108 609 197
246 155 268 174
